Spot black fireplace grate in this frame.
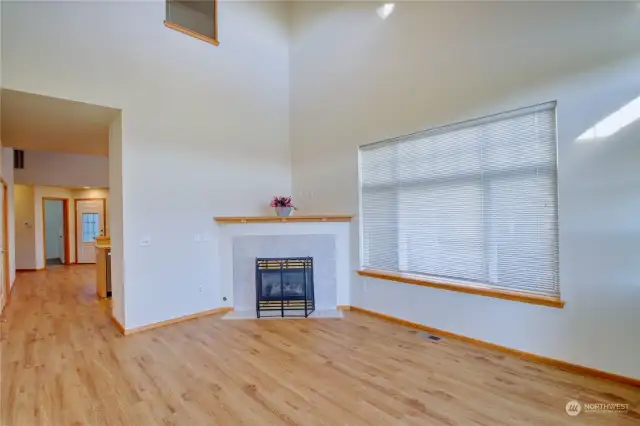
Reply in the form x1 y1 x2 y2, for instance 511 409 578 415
255 257 315 318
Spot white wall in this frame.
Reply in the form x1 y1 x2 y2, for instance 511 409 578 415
2 148 16 286
14 150 108 188
0 0 6 297
109 113 125 324
14 184 36 270
0 0 3 170
2 1 291 328
72 188 109 199
290 2 640 379
44 199 63 260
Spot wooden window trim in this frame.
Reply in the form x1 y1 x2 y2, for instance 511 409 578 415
164 21 219 46
356 269 565 309
164 0 219 46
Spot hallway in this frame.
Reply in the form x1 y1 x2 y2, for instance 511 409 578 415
2 267 640 425
1 266 117 424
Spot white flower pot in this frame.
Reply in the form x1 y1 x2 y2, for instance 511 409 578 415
274 207 293 217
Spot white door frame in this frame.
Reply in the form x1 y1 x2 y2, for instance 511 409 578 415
1 177 10 311
42 197 71 268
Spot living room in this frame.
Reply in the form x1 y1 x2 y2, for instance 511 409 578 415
0 1 638 424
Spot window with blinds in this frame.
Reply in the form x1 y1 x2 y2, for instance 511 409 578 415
360 102 560 297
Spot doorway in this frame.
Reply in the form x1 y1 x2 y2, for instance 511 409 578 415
42 198 71 267
75 199 106 264
1 178 10 309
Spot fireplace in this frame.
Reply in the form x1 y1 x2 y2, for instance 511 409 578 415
255 257 315 318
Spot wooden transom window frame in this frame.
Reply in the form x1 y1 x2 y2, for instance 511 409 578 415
164 0 219 46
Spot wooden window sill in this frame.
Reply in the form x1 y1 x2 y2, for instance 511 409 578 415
164 21 219 46
356 269 565 309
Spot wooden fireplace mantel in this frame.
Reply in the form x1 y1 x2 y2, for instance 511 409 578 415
214 215 353 224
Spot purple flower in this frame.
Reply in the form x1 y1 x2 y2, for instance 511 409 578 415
270 196 296 208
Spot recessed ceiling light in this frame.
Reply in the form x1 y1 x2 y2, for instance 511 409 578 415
83 186 90 189
377 3 395 20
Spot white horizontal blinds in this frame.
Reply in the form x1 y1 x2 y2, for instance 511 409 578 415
360 102 559 296
361 143 399 272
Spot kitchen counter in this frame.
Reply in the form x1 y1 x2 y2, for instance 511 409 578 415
95 236 111 298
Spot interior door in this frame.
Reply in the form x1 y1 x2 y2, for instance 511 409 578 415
76 200 105 264
60 223 66 264
44 199 64 262
0 180 8 309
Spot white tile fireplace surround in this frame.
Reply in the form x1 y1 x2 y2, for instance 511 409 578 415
214 216 352 314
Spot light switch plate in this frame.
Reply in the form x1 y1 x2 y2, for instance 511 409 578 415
140 236 151 247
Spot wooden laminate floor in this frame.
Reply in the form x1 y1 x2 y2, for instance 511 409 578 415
1 266 639 425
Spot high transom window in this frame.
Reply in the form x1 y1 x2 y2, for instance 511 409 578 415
165 0 219 46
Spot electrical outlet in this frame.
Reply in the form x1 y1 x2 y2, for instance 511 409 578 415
194 234 201 243
198 286 203 292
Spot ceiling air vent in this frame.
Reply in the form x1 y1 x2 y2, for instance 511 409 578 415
14 150 25 169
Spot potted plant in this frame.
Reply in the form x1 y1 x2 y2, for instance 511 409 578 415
270 196 296 217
